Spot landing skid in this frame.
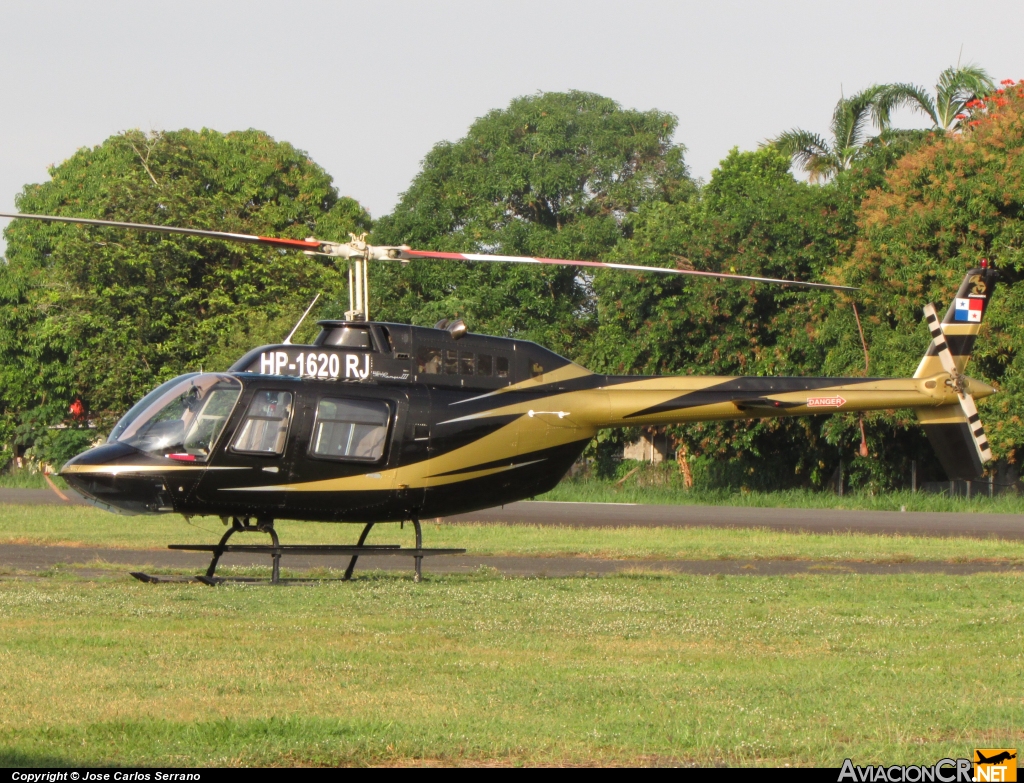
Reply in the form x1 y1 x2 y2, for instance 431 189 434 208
133 516 464 585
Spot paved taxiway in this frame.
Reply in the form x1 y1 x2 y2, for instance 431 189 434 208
4 488 1024 538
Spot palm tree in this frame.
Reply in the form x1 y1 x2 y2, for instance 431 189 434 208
873 64 995 131
770 85 888 183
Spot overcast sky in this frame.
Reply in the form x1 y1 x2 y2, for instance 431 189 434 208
1 0 1021 254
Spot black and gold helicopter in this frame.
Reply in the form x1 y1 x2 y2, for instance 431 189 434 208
0 212 999 582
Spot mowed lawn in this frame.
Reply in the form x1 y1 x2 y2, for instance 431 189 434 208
1 571 1022 767
3 504 1024 563
2 503 1023 766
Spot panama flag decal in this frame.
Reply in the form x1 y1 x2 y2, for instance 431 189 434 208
955 297 984 323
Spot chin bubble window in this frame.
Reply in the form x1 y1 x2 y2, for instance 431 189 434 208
231 391 294 455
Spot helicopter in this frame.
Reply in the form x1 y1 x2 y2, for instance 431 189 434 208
0 212 1000 583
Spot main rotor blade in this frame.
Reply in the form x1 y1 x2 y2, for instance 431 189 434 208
0 212 323 251
399 249 857 292
0 211 857 291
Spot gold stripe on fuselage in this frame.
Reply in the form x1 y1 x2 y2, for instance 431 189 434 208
447 362 594 407
75 369 993 494
224 370 990 494
63 464 218 475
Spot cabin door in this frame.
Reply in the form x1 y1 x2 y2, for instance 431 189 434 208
397 386 431 515
195 387 297 512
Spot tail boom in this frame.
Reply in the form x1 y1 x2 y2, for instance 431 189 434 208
590 374 989 428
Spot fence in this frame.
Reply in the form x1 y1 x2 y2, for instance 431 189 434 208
825 459 1022 497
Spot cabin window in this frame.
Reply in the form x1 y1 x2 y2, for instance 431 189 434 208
322 326 372 349
310 398 390 461
111 373 242 460
531 361 545 378
417 347 510 381
231 391 293 455
444 350 459 375
417 347 442 374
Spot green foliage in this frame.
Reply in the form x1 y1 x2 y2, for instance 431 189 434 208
28 428 97 472
585 147 863 484
0 128 370 436
771 85 892 181
371 90 694 355
824 83 1024 470
876 64 996 131
2 83 1021 491
13 407 97 470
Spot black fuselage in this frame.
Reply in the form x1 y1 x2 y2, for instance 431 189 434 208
62 321 587 521
61 310 982 521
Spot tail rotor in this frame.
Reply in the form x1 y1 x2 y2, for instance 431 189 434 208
922 302 993 466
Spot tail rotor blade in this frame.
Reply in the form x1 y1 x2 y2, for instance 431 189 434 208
957 390 994 465
924 303 993 465
923 303 960 376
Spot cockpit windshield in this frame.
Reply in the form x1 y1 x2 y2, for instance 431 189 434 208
109 374 242 460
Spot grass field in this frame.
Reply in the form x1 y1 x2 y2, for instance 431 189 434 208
1 571 1021 766
540 481 1024 513
0 473 67 490
2 501 1023 766
3 504 1024 563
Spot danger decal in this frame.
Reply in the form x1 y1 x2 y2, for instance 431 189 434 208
806 396 846 408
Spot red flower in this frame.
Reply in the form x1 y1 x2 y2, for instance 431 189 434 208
1001 79 1015 85
69 399 85 419
955 113 967 120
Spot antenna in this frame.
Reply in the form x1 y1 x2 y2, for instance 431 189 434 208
283 293 321 345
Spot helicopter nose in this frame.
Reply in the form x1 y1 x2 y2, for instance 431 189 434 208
60 442 175 514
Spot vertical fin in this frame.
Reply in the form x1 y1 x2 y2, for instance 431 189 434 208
914 265 997 378
914 263 999 480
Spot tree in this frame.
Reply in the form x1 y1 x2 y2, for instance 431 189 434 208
874 64 996 132
0 128 370 438
371 91 694 356
584 147 861 486
822 81 1024 475
771 85 891 182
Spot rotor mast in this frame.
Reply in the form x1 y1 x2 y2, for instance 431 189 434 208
305 232 407 322
347 254 370 322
